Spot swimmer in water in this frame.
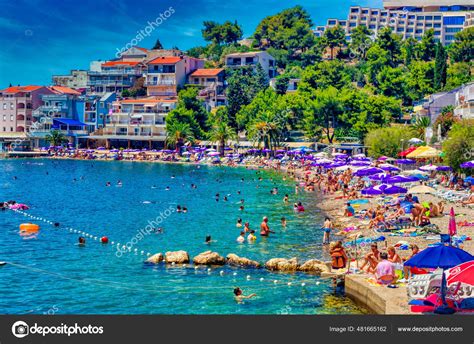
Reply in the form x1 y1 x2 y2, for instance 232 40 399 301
165 186 170 191
177 205 182 213
236 218 243 228
234 287 256 302
106 182 111 187
78 237 86 246
183 207 187 213
224 196 228 202
171 175 175 179
236 231 245 243
281 217 287 228
205 235 212 244
117 180 122 186
247 230 257 242
151 185 157 189
215 193 220 202
244 222 250 232
283 194 289 203
239 205 244 211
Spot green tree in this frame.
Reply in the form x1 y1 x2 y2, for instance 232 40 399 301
349 25 373 60
303 86 343 143
417 29 436 61
226 66 267 127
366 44 391 85
321 25 346 60
365 126 415 158
202 20 243 45
208 121 237 156
443 120 474 171
375 26 401 66
247 111 285 150
401 37 417 66
434 42 447 90
165 122 194 154
298 60 351 91
274 75 290 95
152 39 164 50
448 27 474 63
412 117 431 140
45 130 67 147
406 61 435 101
446 62 473 89
376 66 407 101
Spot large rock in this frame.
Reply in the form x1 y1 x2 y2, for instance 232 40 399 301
226 253 260 268
265 257 299 271
165 250 190 264
298 259 331 274
193 251 225 265
146 253 163 264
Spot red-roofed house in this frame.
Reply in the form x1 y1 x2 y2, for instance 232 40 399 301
189 69 226 109
145 55 204 96
0 85 54 137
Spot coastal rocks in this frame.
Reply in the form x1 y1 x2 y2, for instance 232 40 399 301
165 250 190 264
265 257 299 271
146 253 164 264
226 253 260 268
298 259 331 274
193 251 225 265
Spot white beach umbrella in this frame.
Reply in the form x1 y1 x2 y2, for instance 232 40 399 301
314 152 328 157
419 164 438 171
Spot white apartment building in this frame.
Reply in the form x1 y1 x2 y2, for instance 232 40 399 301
454 82 474 119
225 51 276 79
315 1 474 45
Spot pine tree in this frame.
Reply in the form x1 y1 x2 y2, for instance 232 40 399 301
434 42 447 91
152 39 163 50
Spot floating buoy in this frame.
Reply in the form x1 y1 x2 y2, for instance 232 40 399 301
301 283 306 287
260 278 264 282
233 272 237 276
274 280 278 284
146 253 151 256
100 237 109 244
207 268 211 272
171 262 176 265
287 282 292 286
246 275 251 280
220 271 224 276
140 251 144 255
19 223 39 232
194 266 199 270
316 281 320 285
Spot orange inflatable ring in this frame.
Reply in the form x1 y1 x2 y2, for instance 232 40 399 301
20 223 40 232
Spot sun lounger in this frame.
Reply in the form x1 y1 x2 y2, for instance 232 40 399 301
407 272 442 300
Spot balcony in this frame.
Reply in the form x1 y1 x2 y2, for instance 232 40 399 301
89 69 142 76
88 79 134 86
145 79 176 86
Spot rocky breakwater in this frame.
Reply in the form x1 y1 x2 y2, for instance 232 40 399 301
226 253 260 268
193 251 225 265
164 250 190 264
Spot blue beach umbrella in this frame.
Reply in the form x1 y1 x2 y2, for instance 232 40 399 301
460 161 474 168
354 167 384 176
396 159 416 165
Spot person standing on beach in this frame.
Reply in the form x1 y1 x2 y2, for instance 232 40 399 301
322 217 333 245
260 217 274 236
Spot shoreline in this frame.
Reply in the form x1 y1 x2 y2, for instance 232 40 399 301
3 154 473 315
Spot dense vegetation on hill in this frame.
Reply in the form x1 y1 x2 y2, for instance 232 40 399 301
164 6 473 152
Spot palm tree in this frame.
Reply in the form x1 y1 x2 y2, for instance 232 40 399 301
45 130 67 147
208 122 237 156
412 117 431 140
247 112 282 151
165 122 194 155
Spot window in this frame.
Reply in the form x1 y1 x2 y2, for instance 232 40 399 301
10 127 13 131
445 27 462 33
445 35 455 41
372 10 379 15
418 16 424 20
408 21 414 26
425 16 433 20
328 20 337 25
2 103 5 110
349 22 357 27
10 103 13 110
399 21 405 24
443 16 465 25
351 8 359 13
2 115 5 121
408 15 415 19
407 28 413 32
10 115 13 121
417 22 424 26
434 16 441 20
434 23 441 28
416 29 423 33
381 12 387 16
369 24 376 29
370 17 376 21
362 10 368 14
2 127 5 131
340 21 346 26
361 17 367 21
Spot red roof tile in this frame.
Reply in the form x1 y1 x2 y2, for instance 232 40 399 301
148 56 183 65
1 85 43 94
102 61 141 67
49 86 81 95
190 68 223 77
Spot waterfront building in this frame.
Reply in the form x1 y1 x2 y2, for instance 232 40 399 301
80 92 117 133
86 96 177 148
188 68 226 110
454 82 474 119
30 86 87 147
316 1 474 45
224 51 276 79
412 87 461 123
145 55 204 97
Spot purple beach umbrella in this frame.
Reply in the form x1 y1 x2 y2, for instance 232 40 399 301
354 167 384 176
460 161 474 168
396 159 416 165
362 184 408 195
368 172 392 181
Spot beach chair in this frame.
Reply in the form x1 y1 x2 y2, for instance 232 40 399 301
407 272 442 300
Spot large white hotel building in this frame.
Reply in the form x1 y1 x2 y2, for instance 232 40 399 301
314 0 474 45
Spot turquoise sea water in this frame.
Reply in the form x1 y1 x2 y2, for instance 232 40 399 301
0 159 366 314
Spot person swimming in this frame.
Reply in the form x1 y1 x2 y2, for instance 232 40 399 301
182 207 187 213
78 237 86 246
205 235 212 244
165 186 170 191
117 180 122 186
234 287 256 302
281 217 287 228
106 182 111 187
283 194 289 203
236 218 243 228
247 230 257 242
177 205 182 213
236 231 245 243
239 205 244 211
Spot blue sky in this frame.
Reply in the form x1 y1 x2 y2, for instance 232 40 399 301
0 0 382 86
